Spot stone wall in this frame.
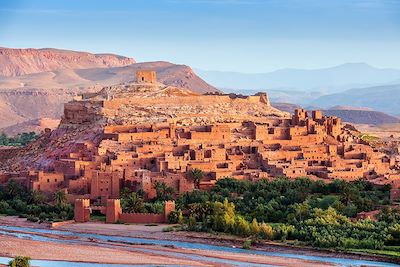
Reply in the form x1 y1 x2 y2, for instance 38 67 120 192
120 213 165 223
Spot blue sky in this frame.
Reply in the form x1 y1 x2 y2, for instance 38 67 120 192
0 0 400 72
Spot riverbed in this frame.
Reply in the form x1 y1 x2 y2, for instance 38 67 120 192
0 217 398 267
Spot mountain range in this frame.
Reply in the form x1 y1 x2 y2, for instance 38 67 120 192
196 63 400 93
197 64 400 115
0 47 136 77
310 84 400 115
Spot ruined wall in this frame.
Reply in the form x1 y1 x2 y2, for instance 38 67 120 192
119 213 165 223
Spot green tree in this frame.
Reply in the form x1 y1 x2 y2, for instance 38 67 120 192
5 180 26 199
259 223 274 240
154 182 175 201
250 218 260 235
234 216 251 237
29 190 47 205
121 192 144 213
188 168 204 189
54 190 67 208
0 200 10 214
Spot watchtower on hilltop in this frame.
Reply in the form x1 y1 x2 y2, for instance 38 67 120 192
136 70 157 83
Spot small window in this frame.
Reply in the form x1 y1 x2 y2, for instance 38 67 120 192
47 179 50 183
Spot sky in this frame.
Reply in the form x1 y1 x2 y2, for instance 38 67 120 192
0 0 400 73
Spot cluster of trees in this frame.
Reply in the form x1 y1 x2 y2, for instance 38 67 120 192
0 180 73 222
119 182 175 214
0 132 38 147
171 177 399 251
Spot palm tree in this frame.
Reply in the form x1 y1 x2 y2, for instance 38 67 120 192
6 180 24 199
122 192 144 213
189 168 204 189
29 190 46 204
54 190 67 208
154 182 175 201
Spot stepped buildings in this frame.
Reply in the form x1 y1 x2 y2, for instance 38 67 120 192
1 70 400 203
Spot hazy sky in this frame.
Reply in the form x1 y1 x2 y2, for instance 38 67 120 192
1 0 400 72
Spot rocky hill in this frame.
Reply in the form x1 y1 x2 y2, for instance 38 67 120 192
0 82 286 172
0 48 219 129
322 109 400 125
272 102 301 113
0 47 136 77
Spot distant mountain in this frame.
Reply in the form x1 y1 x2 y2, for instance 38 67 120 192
196 63 400 92
323 109 400 125
223 88 323 105
271 102 301 113
0 47 136 77
328 105 373 111
311 84 400 115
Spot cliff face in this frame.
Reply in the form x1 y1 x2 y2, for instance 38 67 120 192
0 47 136 77
0 88 92 128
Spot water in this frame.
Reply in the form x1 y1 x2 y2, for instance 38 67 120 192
0 225 398 267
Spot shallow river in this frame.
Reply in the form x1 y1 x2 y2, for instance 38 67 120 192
0 225 398 267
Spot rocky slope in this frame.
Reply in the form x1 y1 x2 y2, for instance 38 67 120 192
0 118 60 136
323 109 400 125
0 82 286 172
0 47 136 77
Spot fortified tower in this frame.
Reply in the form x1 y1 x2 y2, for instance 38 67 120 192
74 199 90 223
106 199 122 223
136 70 157 83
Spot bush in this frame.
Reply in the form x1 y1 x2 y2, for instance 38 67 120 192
187 215 197 231
8 256 30 267
242 240 252 249
272 224 295 241
0 200 10 213
162 226 175 232
27 215 39 222
168 210 183 224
